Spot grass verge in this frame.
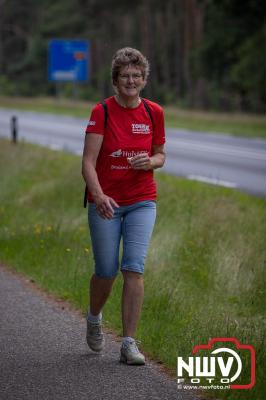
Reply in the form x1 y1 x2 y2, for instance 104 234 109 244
1 95 266 138
0 138 265 399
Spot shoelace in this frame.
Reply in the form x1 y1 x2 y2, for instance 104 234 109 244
89 323 102 337
124 340 141 354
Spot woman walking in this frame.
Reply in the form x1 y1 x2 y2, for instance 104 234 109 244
82 47 166 365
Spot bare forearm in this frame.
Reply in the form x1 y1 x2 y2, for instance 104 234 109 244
150 152 165 169
82 161 103 199
129 151 165 171
82 134 119 219
82 160 119 219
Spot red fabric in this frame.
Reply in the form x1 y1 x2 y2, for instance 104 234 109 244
85 96 165 205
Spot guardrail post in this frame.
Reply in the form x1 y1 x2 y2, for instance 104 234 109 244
11 116 18 143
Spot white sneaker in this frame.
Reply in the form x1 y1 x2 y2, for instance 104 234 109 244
120 339 145 365
86 319 105 352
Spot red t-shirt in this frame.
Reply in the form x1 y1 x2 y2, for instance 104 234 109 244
85 96 165 205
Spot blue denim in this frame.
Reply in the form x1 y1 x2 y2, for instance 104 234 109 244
88 201 156 278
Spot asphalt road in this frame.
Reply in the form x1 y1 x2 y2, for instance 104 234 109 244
0 108 266 197
0 265 198 400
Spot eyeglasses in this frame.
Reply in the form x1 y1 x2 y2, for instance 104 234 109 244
118 73 143 81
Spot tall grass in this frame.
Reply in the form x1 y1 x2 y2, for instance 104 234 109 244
0 138 265 399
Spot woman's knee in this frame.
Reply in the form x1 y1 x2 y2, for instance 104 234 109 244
94 271 118 280
122 270 144 282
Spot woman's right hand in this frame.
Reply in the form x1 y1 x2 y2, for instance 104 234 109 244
94 193 119 219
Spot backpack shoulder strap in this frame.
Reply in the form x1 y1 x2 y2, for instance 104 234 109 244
142 98 154 129
101 101 108 128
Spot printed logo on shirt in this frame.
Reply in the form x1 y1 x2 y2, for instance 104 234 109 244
109 149 149 171
88 120 96 126
109 149 146 158
110 149 123 157
131 123 151 134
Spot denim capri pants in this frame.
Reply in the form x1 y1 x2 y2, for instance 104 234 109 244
88 200 156 278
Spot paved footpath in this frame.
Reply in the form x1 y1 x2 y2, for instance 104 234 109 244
0 265 198 400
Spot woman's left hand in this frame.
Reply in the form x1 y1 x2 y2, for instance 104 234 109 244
128 153 152 171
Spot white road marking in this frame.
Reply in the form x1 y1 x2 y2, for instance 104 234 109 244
187 174 238 188
167 138 266 161
49 144 62 151
74 149 82 155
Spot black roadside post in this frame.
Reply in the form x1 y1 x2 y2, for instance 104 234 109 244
11 116 17 143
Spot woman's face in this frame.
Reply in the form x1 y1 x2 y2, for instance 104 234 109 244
115 65 145 98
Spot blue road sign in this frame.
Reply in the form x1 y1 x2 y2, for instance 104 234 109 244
48 39 89 82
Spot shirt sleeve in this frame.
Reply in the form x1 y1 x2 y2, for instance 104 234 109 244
85 103 105 135
152 106 166 146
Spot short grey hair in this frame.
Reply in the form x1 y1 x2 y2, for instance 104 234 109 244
111 47 150 85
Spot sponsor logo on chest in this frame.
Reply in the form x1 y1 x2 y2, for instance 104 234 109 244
109 149 146 158
131 123 151 134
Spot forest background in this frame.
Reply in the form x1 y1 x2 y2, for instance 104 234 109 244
0 0 266 113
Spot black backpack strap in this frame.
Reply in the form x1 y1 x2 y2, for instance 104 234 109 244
101 101 108 128
83 101 108 208
83 186 88 208
142 98 154 129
